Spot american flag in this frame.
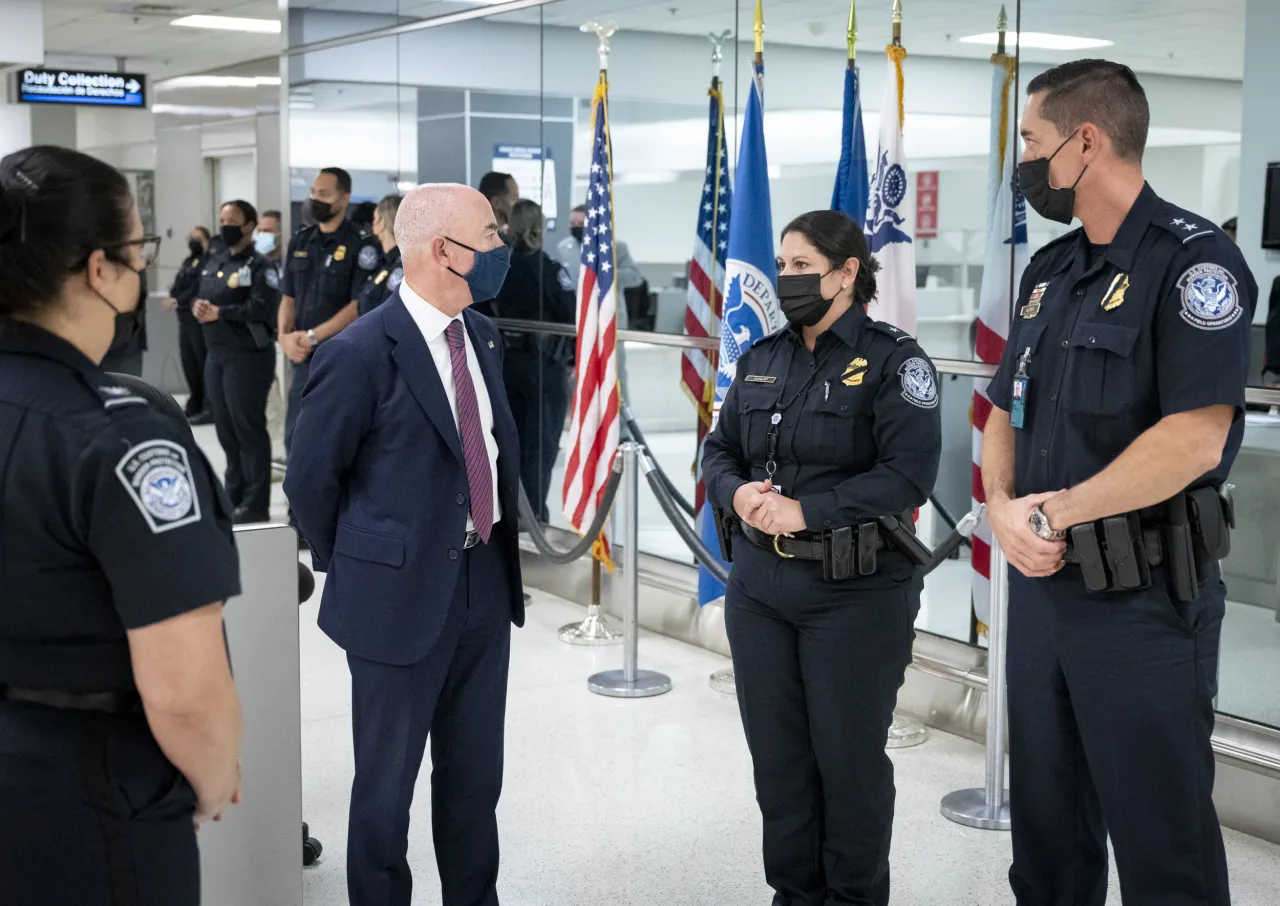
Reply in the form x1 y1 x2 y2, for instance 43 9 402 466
680 81 732 515
562 74 620 562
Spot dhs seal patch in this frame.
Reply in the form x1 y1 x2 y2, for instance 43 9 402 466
1178 263 1240 331
265 265 280 290
358 244 379 270
557 267 574 291
114 440 201 534
899 357 938 409
388 266 403 292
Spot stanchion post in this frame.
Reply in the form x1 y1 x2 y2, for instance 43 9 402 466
558 505 623 646
940 534 1012 830
588 442 672 698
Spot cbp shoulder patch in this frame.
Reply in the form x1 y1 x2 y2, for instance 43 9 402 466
265 265 280 290
1178 263 1241 331
557 267 574 291
388 266 403 291
899 357 938 409
358 245 379 270
114 440 202 534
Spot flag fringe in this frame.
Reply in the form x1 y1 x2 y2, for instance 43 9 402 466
885 44 908 131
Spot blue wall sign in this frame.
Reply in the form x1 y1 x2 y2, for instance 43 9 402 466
18 69 147 108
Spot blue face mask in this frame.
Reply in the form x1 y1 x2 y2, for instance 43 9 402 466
445 237 510 304
253 230 277 255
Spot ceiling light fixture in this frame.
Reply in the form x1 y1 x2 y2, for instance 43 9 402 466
959 32 1113 51
170 14 282 34
157 75 282 90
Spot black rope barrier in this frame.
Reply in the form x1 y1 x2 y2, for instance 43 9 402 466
621 404 696 519
639 451 731 585
922 529 968 576
517 457 625 564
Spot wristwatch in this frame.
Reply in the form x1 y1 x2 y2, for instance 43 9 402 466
1029 505 1067 541
306 328 318 346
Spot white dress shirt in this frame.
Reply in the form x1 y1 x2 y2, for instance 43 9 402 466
399 279 502 528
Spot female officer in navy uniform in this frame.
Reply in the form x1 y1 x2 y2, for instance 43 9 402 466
702 210 941 906
355 193 402 317
0 146 243 904
491 199 576 521
193 199 279 524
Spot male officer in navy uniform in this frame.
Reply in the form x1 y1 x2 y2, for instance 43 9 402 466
277 166 379 452
982 60 1255 906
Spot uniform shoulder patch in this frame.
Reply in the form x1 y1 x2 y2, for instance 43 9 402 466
388 266 404 291
358 244 379 270
95 383 148 410
898 356 938 409
557 267 574 291
1158 207 1216 244
265 265 280 289
1177 262 1241 331
114 439 202 533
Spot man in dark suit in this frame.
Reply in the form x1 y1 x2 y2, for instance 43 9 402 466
285 183 524 906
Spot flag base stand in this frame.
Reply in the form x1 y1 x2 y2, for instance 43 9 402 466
940 787 1012 831
709 668 736 696
558 604 623 646
589 668 672 698
886 713 929 748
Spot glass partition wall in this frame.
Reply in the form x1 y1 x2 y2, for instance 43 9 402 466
284 0 1278 733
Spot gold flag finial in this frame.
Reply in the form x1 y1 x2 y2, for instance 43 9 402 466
997 5 1007 54
892 0 903 47
754 0 765 56
846 0 858 61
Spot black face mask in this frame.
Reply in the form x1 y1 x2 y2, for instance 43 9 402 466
98 266 146 354
570 225 584 243
219 224 244 249
188 238 204 257
1016 130 1087 225
777 271 839 327
310 198 340 224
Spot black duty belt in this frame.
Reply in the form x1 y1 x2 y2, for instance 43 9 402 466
0 685 141 714
741 523 887 560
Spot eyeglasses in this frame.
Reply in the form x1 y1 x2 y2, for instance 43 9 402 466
103 236 163 269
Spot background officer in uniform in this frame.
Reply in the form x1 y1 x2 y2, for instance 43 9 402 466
478 170 518 238
982 60 1255 906
702 210 942 906
277 166 379 453
194 199 280 524
0 145 243 905
356 193 403 317
163 223 212 423
491 198 575 521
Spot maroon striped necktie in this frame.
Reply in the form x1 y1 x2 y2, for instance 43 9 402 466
444 320 493 543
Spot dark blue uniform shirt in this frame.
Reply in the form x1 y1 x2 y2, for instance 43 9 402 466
702 305 942 560
0 323 240 692
196 245 278 350
989 183 1258 499
168 250 208 310
280 220 378 331
491 242 576 362
355 245 402 318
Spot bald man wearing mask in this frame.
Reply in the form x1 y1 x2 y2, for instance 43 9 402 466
285 184 524 906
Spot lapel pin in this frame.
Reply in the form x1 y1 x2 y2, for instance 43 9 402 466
488 340 495 349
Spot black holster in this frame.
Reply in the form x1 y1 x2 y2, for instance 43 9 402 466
711 505 734 563
1069 514 1153 594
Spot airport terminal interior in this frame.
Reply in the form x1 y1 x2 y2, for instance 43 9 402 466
5 0 1280 903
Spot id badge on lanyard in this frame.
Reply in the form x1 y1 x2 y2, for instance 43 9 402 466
765 413 783 495
1009 347 1031 430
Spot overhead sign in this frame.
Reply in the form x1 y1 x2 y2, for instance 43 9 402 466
915 170 939 239
492 145 558 223
18 69 147 108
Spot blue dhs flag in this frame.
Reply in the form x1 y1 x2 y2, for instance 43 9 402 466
831 64 869 225
699 58 784 608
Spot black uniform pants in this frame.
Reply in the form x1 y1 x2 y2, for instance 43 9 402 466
0 701 199 906
206 342 275 515
176 308 208 415
1007 566 1230 906
503 351 569 523
725 538 919 906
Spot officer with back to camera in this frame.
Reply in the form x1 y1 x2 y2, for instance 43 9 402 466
356 193 403 317
163 224 213 424
982 60 1255 906
0 145 243 905
277 166 379 452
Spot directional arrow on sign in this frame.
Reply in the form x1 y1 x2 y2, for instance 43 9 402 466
126 79 141 93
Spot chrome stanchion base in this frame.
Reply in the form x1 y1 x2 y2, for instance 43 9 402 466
885 712 930 749
709 668 737 696
588 669 672 698
940 788 1012 831
558 605 623 646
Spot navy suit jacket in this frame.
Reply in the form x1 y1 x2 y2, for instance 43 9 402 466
285 293 525 666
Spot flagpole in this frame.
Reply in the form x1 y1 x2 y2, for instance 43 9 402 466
847 0 857 67
559 19 624 648
881 0 930 750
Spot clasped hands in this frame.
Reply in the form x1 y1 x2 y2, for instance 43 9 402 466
988 490 1068 579
733 479 807 536
278 330 315 364
192 299 220 323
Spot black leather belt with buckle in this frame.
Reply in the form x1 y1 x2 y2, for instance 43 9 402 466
463 530 481 549
741 523 888 561
1 685 141 714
